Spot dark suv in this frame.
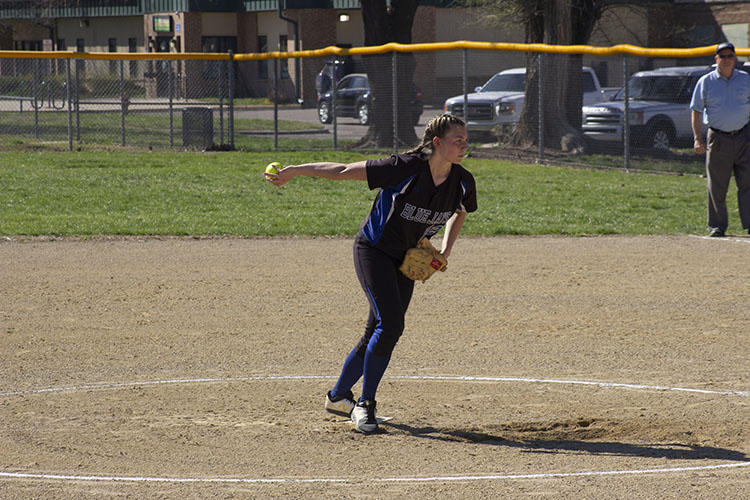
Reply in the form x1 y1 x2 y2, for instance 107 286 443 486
317 73 424 126
315 59 353 98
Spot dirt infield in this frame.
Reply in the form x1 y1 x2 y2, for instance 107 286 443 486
1 235 749 499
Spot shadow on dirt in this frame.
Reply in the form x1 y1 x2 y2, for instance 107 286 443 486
385 423 749 462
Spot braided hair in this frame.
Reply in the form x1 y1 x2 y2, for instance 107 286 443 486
406 113 466 160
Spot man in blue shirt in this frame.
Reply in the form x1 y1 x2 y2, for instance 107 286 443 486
691 42 750 237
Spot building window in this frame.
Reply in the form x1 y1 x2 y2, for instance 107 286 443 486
279 35 289 79
128 38 137 77
201 36 237 79
108 38 117 73
76 38 85 74
14 40 42 51
53 39 66 75
257 35 267 80
202 36 237 53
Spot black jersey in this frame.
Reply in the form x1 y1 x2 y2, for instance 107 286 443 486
360 153 477 260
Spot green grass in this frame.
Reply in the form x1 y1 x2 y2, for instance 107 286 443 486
474 163 708 235
564 150 706 176
0 111 325 151
0 150 734 236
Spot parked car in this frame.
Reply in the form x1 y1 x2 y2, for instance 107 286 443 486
581 65 714 150
443 66 617 133
315 58 354 98
317 73 424 126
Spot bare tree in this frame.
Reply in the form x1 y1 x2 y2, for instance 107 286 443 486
0 0 73 19
0 0 81 43
459 0 608 150
358 0 420 149
519 0 604 150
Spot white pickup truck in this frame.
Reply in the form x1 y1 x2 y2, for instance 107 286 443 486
581 66 713 150
443 66 617 134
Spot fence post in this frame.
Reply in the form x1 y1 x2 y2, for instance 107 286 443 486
74 60 80 142
623 55 630 172
228 51 235 150
392 51 398 152
218 59 224 146
66 58 72 151
331 56 337 150
462 49 468 128
538 53 544 162
461 49 469 124
119 60 125 146
273 57 278 151
33 59 39 139
169 59 174 148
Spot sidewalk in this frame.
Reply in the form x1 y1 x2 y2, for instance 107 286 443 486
0 96 236 113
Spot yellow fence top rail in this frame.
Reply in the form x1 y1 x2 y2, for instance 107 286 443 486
0 50 230 60
0 41 744 61
233 41 736 60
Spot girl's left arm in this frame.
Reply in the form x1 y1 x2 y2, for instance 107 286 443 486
265 161 368 186
440 209 467 259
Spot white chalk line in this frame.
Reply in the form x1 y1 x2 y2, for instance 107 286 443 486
689 234 750 244
2 374 748 398
1 461 749 485
2 374 749 486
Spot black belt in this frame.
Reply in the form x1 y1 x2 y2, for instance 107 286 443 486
710 124 748 136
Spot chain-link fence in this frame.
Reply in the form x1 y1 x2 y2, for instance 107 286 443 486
0 55 233 151
0 45 721 173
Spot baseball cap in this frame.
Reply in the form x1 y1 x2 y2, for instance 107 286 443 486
716 42 735 54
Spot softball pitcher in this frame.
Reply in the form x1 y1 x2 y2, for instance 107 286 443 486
265 114 477 434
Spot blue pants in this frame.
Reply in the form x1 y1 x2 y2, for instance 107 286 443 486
352 234 415 357
330 234 414 402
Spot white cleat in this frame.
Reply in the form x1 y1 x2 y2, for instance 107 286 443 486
325 390 356 417
352 400 378 434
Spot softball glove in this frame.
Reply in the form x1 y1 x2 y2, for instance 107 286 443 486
399 238 447 282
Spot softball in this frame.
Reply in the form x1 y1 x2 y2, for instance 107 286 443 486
265 162 282 175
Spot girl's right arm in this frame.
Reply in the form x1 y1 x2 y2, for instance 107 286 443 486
265 161 368 186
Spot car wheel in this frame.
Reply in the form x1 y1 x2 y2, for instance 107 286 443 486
647 123 673 151
357 102 370 125
318 100 332 124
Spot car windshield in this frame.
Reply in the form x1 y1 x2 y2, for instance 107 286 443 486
480 73 525 92
613 75 700 103
336 76 369 91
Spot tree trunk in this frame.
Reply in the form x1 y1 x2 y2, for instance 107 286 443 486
512 1 544 146
512 0 603 151
566 0 603 129
357 0 420 149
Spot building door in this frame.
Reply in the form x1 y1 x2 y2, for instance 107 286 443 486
154 36 173 97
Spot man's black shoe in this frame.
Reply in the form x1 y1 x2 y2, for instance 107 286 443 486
709 227 725 237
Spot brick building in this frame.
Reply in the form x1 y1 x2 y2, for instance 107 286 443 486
0 1 749 106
